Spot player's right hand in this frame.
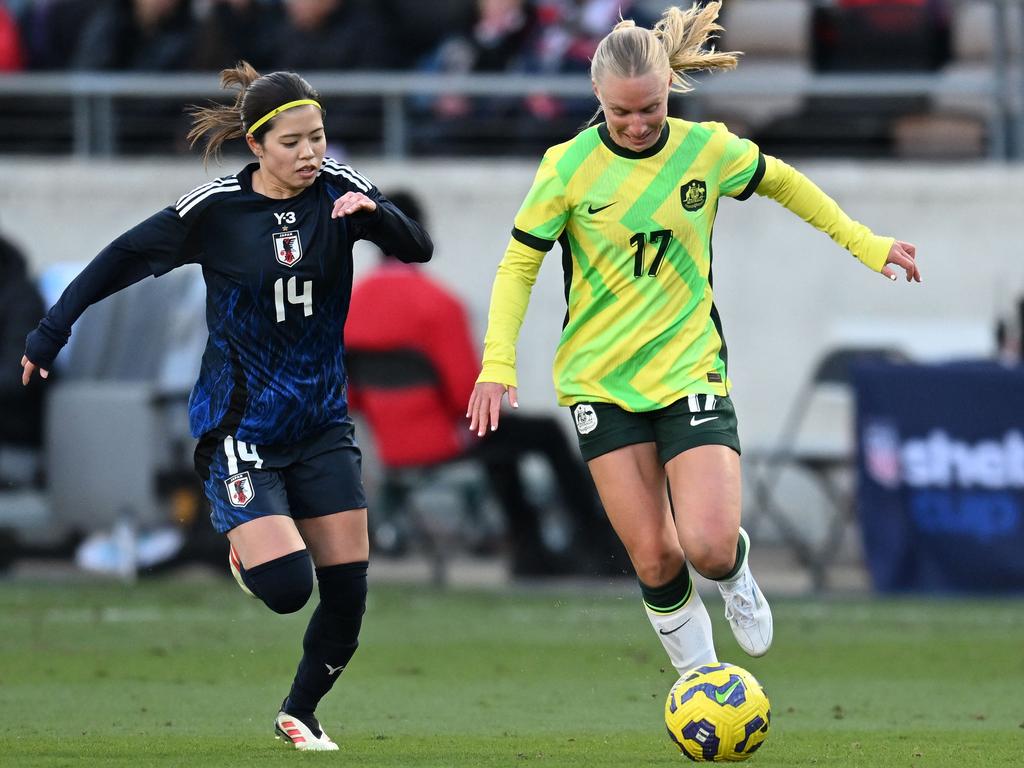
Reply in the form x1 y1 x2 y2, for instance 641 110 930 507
467 381 517 437
21 355 48 386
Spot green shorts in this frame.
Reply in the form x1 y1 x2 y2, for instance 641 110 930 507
570 394 741 464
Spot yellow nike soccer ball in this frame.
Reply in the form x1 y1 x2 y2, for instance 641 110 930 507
665 662 771 762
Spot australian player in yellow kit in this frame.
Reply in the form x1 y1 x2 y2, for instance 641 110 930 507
468 2 921 675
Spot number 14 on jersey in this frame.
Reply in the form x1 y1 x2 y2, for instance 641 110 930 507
274 276 313 322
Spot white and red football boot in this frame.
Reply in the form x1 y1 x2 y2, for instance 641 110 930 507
274 708 339 751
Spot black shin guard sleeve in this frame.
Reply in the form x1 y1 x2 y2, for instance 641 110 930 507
286 561 369 717
242 550 314 615
639 563 692 613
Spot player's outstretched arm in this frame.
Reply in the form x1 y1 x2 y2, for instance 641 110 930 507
754 156 922 278
881 239 921 283
467 381 518 436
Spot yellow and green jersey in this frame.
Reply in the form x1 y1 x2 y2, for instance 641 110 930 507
479 117 893 411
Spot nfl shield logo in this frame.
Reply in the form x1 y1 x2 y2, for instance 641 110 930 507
273 230 303 267
574 404 598 435
225 471 255 507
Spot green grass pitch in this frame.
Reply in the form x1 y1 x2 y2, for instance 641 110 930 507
1 577 1022 766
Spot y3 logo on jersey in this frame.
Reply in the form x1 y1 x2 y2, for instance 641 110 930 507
273 230 304 266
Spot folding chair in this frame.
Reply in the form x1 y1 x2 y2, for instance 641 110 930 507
345 349 492 585
745 346 908 590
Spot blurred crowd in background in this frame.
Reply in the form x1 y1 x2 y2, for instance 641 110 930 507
0 0 975 158
3 0 657 75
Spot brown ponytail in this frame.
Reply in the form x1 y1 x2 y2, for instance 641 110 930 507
186 61 323 166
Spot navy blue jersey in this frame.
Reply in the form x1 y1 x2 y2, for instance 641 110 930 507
28 158 432 446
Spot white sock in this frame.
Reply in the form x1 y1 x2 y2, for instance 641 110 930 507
644 588 718 676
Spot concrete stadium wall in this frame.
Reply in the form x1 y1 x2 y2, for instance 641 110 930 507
1 157 1019 451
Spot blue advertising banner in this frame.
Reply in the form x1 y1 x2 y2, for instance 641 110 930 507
854 360 1024 593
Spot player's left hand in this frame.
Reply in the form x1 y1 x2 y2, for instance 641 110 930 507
881 240 921 283
331 192 377 219
21 355 48 386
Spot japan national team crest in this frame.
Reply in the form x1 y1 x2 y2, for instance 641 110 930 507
680 179 707 212
273 230 303 267
574 404 598 435
225 471 255 508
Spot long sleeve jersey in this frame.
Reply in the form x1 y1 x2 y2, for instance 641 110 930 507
26 158 433 445
477 118 892 410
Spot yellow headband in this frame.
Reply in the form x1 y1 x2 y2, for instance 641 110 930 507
245 99 322 136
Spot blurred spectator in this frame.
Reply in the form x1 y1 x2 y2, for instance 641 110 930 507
378 0 475 69
748 0 954 159
528 0 655 121
252 0 400 155
0 232 45 461
17 0 93 70
191 0 284 72
812 0 952 72
0 2 26 70
272 0 397 71
346 191 624 576
533 0 654 75
423 0 540 121
71 0 196 71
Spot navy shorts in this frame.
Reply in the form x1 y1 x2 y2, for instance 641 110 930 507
194 421 367 534
571 394 741 464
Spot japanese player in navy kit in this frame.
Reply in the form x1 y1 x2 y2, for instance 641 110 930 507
21 62 433 751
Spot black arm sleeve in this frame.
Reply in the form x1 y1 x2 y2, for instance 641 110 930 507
24 206 199 368
24 244 153 368
355 196 434 264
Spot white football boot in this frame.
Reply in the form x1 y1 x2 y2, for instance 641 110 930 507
274 710 339 751
717 527 773 657
228 544 257 599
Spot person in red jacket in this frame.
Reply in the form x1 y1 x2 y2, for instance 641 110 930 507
346 191 624 577
0 5 25 71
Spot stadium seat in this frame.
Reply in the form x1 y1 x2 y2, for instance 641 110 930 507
0 267 206 576
711 0 809 135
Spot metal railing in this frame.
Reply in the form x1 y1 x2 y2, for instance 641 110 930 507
0 67 1012 158
0 0 1022 159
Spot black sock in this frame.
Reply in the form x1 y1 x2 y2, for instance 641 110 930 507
639 564 692 614
285 561 368 721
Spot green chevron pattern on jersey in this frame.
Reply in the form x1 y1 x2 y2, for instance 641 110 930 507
513 118 762 410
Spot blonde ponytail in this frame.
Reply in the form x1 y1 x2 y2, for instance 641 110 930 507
591 2 740 94
657 3 739 93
